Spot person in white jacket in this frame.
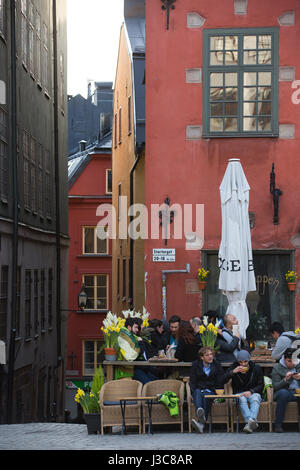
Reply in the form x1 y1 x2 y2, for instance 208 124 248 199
270 322 300 361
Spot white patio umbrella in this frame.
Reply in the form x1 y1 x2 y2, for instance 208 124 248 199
218 158 256 339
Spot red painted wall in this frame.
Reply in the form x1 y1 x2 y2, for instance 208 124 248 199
145 0 300 327
67 153 112 377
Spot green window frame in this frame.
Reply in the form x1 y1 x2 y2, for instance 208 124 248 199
203 28 279 138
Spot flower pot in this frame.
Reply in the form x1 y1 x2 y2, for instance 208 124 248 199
198 280 207 291
104 347 117 361
84 413 101 434
288 282 296 291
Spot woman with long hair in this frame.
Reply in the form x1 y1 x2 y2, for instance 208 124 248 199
175 321 201 362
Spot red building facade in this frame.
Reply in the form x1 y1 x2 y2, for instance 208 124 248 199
65 136 112 417
144 0 300 336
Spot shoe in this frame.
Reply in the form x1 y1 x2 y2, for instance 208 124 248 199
192 418 204 434
196 407 206 425
242 423 252 433
274 424 283 433
248 418 259 432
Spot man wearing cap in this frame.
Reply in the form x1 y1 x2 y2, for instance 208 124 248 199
226 350 264 433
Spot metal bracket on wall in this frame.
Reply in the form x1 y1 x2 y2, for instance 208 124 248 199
270 163 283 225
161 0 177 30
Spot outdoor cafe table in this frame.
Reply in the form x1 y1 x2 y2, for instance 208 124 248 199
103 357 276 382
204 394 240 433
120 396 158 435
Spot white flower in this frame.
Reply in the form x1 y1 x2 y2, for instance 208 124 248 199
215 319 221 328
203 316 208 327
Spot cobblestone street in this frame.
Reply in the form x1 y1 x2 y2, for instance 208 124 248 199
0 423 299 451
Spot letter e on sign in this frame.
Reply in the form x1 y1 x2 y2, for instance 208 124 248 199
0 81 5 105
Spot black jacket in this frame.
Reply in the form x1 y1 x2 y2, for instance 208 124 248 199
175 337 201 362
226 361 264 396
216 329 250 363
150 329 168 354
189 359 228 395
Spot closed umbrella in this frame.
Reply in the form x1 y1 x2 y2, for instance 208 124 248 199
218 158 256 339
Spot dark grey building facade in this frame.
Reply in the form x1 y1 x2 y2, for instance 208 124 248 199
0 0 69 423
68 81 113 155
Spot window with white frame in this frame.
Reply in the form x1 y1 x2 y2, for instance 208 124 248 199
202 28 279 137
83 226 108 255
83 274 108 310
83 340 101 375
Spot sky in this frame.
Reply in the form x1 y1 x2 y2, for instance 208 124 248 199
67 0 124 98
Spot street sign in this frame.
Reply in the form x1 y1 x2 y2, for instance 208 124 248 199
153 248 176 262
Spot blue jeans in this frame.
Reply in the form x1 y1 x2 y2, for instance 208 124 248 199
133 368 159 385
274 389 299 425
192 389 215 419
238 393 262 422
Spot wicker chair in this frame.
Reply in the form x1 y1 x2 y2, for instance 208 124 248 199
228 381 273 432
99 378 143 435
186 379 232 432
141 379 185 433
270 389 299 430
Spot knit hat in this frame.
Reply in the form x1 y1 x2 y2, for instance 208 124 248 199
236 350 251 362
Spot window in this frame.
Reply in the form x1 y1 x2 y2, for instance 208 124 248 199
48 268 53 327
106 169 112 194
44 149 51 217
83 340 101 375
40 269 45 330
118 107 122 143
25 270 32 338
35 11 41 84
0 265 8 340
122 258 127 300
203 28 279 137
15 267 21 337
37 143 43 216
34 270 38 334
28 1 34 76
128 96 132 134
0 0 6 38
203 251 294 341
42 23 49 92
23 131 30 209
114 113 117 148
30 137 36 213
83 274 108 310
83 227 108 255
21 0 28 67
0 107 8 201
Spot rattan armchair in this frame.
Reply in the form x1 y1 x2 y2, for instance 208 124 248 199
99 378 143 435
141 379 185 433
186 379 232 432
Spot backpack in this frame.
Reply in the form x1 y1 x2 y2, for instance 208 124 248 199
281 333 300 352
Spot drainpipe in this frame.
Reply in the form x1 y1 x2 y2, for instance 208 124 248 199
52 0 62 411
6 0 18 424
162 264 191 323
128 144 144 308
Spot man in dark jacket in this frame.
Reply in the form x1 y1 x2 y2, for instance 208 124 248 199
216 314 250 363
226 350 264 433
189 346 228 433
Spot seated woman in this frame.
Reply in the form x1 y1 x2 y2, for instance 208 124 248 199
175 321 201 362
149 318 168 355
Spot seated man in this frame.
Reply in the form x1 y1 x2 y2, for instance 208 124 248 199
189 346 228 433
270 322 300 361
227 350 264 433
216 313 250 363
166 315 181 352
272 348 300 432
